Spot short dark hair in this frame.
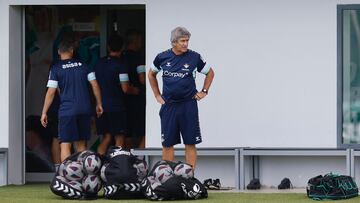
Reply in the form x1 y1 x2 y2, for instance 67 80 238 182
125 29 142 45
58 39 76 53
108 35 124 52
58 32 76 53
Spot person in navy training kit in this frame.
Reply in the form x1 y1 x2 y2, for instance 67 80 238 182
95 35 140 155
41 38 103 162
122 29 146 149
148 27 215 169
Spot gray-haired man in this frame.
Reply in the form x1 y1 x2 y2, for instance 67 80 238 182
148 27 215 169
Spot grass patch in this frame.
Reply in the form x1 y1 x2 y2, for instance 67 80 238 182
0 184 359 203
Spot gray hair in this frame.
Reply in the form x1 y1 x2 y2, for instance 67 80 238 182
170 27 191 45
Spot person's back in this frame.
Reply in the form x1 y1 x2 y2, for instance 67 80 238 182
42 37 103 162
122 29 146 148
94 56 127 113
95 34 139 154
51 58 93 117
122 50 145 92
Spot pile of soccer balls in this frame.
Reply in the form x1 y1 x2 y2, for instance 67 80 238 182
51 150 102 199
148 160 194 189
141 160 207 200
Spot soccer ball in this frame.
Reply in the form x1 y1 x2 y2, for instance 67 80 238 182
148 176 161 189
77 150 94 162
133 161 148 181
64 161 84 181
174 163 194 179
58 160 71 177
82 174 102 194
153 164 174 184
83 154 102 175
100 163 109 182
68 180 83 192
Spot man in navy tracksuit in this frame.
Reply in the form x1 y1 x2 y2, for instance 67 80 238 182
95 35 140 154
41 38 103 161
148 27 215 169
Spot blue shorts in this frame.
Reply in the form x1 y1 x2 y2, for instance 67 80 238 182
159 99 202 147
96 111 127 136
58 115 91 143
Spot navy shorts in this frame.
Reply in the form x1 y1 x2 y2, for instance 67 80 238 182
96 111 127 136
126 97 145 138
58 115 91 143
159 99 202 147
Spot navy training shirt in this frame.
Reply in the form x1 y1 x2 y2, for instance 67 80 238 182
122 50 145 88
94 56 129 112
47 58 95 117
151 49 211 103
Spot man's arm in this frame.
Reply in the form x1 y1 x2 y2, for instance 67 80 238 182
148 70 165 104
137 65 146 85
89 80 103 117
41 88 57 127
138 72 146 85
195 68 215 101
121 82 140 95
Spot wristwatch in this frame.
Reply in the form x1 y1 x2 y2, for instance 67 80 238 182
202 88 208 94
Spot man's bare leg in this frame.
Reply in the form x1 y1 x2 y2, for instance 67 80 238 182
60 143 72 162
51 138 61 164
162 146 174 162
115 134 126 148
185 144 197 170
138 136 145 149
97 133 112 155
75 140 87 152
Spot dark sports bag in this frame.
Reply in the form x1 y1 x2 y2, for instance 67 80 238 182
141 175 208 201
102 147 147 199
307 173 358 200
141 160 208 201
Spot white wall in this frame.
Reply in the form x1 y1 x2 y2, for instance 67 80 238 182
1 0 358 149
0 1 10 148
145 0 343 148
2 0 360 186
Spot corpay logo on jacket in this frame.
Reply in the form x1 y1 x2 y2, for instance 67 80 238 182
163 70 188 78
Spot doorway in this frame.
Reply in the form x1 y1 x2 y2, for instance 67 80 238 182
24 5 145 181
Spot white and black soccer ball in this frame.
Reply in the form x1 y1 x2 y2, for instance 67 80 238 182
148 176 161 189
174 163 194 179
58 160 71 177
68 180 83 192
100 163 109 182
77 150 94 162
153 164 174 184
82 174 102 194
134 161 148 181
64 161 84 181
83 154 102 175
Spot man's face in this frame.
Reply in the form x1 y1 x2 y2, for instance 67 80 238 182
173 37 189 54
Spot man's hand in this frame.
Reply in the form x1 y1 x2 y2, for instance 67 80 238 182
132 86 140 95
194 92 207 101
96 104 104 118
155 95 165 104
40 113 48 128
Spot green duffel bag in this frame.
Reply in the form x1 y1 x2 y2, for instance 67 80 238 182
307 173 358 200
